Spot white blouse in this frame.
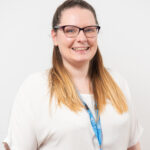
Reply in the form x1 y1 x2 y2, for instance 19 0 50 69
3 69 143 150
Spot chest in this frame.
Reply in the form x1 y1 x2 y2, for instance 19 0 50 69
33 96 130 149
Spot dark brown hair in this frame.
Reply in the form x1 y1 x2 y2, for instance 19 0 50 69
52 0 99 30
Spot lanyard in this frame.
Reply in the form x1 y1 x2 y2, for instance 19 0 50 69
78 94 103 150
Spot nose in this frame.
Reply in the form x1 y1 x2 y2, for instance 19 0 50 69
76 30 87 42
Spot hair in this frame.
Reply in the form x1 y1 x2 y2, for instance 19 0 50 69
49 0 128 114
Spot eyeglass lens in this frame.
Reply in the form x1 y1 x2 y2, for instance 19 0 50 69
63 26 99 38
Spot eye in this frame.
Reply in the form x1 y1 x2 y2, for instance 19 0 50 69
84 27 96 33
65 29 75 33
64 26 77 33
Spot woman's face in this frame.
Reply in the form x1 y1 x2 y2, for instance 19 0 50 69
52 7 98 67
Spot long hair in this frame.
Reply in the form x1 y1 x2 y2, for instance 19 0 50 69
49 0 128 114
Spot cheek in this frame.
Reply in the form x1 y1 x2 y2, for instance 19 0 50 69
57 37 75 49
88 38 98 48
67 39 75 48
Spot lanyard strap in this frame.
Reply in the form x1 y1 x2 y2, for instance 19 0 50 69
78 94 103 149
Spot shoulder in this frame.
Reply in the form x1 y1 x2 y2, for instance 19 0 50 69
19 69 49 91
107 68 127 87
22 69 49 86
14 69 50 104
107 68 129 89
106 68 132 104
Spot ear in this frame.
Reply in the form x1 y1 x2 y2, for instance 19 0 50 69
51 29 58 46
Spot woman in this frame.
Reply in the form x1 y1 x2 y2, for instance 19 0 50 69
3 0 143 150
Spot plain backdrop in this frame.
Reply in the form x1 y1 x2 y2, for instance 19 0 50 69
0 0 149 149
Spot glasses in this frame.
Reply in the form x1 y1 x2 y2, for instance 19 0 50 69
54 25 100 38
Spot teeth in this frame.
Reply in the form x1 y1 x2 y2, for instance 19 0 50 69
72 47 89 51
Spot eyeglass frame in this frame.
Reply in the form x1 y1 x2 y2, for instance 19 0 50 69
53 25 101 38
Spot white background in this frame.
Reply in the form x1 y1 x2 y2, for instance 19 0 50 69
0 0 149 149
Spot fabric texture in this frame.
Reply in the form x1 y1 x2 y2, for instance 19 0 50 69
3 69 143 150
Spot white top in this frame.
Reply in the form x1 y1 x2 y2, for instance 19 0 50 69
3 69 143 150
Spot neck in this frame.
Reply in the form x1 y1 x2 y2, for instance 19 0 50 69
63 60 93 94
63 61 90 80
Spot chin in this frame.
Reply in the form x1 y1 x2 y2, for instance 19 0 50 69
72 58 91 64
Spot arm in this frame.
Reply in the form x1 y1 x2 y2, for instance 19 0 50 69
3 75 38 150
127 142 141 150
122 80 143 150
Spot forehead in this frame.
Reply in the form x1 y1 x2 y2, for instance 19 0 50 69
59 7 96 26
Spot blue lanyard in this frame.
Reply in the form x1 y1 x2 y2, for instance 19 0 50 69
78 94 103 150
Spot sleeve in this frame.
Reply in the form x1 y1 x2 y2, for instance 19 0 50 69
3 75 38 150
123 79 144 148
108 69 144 148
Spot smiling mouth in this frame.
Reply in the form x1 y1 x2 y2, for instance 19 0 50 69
72 47 90 51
